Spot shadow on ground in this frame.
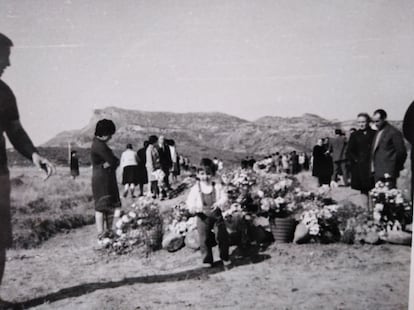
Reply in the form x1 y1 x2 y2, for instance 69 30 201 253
9 251 270 310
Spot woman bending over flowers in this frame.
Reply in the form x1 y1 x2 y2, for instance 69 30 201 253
186 165 231 267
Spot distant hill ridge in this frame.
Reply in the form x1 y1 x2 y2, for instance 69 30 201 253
42 107 403 163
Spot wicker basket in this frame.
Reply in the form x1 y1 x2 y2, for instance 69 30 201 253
270 217 296 243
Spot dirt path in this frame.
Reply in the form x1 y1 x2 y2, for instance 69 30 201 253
1 173 411 309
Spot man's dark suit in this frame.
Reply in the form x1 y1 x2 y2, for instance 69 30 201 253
371 122 407 186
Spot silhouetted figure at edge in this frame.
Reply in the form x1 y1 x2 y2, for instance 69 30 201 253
0 33 54 308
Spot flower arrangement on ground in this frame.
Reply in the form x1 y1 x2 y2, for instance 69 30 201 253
100 196 164 255
299 202 341 243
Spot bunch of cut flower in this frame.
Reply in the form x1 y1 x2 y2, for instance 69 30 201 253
370 180 412 228
101 196 164 255
292 188 316 203
368 180 412 244
253 173 297 198
230 169 257 187
161 202 199 252
297 198 341 243
260 196 299 219
256 175 303 219
164 202 197 237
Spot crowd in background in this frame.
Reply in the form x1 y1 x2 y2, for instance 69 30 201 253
250 151 310 175
119 135 192 200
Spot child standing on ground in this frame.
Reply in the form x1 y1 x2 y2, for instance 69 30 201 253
91 119 122 245
186 165 231 267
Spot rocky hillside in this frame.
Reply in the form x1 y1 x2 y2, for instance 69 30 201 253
41 107 403 164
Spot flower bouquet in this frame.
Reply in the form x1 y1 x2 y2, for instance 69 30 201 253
101 197 164 255
299 202 341 243
370 181 412 229
368 180 412 244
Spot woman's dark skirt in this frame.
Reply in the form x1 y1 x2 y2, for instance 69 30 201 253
122 165 138 185
92 167 121 213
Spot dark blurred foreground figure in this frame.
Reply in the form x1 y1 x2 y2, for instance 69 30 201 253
371 109 407 188
347 113 376 195
403 101 414 201
70 150 80 179
0 33 55 307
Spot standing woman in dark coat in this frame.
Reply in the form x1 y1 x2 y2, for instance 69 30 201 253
312 138 332 186
312 139 323 179
91 119 121 242
346 113 376 194
136 141 149 196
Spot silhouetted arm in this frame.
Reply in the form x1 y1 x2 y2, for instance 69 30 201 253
5 119 37 161
403 101 414 145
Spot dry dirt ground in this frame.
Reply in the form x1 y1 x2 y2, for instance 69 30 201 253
1 172 411 310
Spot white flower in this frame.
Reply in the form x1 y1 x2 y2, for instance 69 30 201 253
373 211 381 222
128 211 137 219
116 229 123 236
102 238 112 246
325 205 338 213
274 184 281 192
309 225 320 236
121 215 131 224
320 209 332 219
396 195 404 204
257 190 265 198
253 216 270 227
275 197 285 205
137 219 143 226
374 203 384 212
115 219 124 229
176 222 187 235
186 217 197 230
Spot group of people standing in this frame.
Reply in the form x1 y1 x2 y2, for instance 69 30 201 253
254 151 310 174
312 109 408 198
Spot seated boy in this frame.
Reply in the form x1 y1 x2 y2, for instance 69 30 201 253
186 165 231 267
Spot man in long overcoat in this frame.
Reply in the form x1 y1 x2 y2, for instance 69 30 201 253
371 109 407 188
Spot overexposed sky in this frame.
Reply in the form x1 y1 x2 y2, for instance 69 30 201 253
1 0 413 144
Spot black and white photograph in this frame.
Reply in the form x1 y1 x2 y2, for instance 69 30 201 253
0 0 413 309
